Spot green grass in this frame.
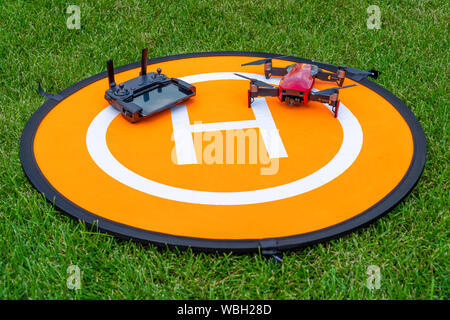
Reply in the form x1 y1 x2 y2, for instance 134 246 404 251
0 0 448 299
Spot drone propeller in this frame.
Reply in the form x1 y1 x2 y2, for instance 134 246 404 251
233 73 276 88
241 55 380 81
308 59 380 80
240 55 293 66
340 66 382 80
312 84 357 96
342 66 373 76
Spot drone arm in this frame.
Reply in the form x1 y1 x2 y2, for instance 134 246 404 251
250 87 279 97
248 86 279 107
263 61 289 79
317 65 381 83
309 90 340 117
270 67 289 77
315 68 345 87
315 70 336 81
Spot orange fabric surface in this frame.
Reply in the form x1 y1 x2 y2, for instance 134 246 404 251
33 56 413 239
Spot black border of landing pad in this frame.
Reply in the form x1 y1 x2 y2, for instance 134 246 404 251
19 51 427 252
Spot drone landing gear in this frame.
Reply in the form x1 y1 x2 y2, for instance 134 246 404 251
248 85 279 108
309 91 340 117
309 84 357 118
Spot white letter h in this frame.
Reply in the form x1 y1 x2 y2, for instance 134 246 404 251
171 98 287 165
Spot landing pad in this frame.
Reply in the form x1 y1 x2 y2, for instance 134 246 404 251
20 52 426 252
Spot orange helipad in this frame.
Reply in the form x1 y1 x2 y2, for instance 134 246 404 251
20 52 426 251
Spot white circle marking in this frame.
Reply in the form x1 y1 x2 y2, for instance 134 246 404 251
86 72 363 205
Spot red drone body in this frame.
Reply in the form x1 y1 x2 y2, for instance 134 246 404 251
277 63 314 105
236 55 380 118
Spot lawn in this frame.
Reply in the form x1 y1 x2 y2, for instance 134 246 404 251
0 0 448 299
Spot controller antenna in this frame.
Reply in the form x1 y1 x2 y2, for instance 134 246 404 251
140 48 148 76
107 59 116 89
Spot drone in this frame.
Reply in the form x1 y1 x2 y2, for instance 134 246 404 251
104 48 196 123
235 55 381 117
